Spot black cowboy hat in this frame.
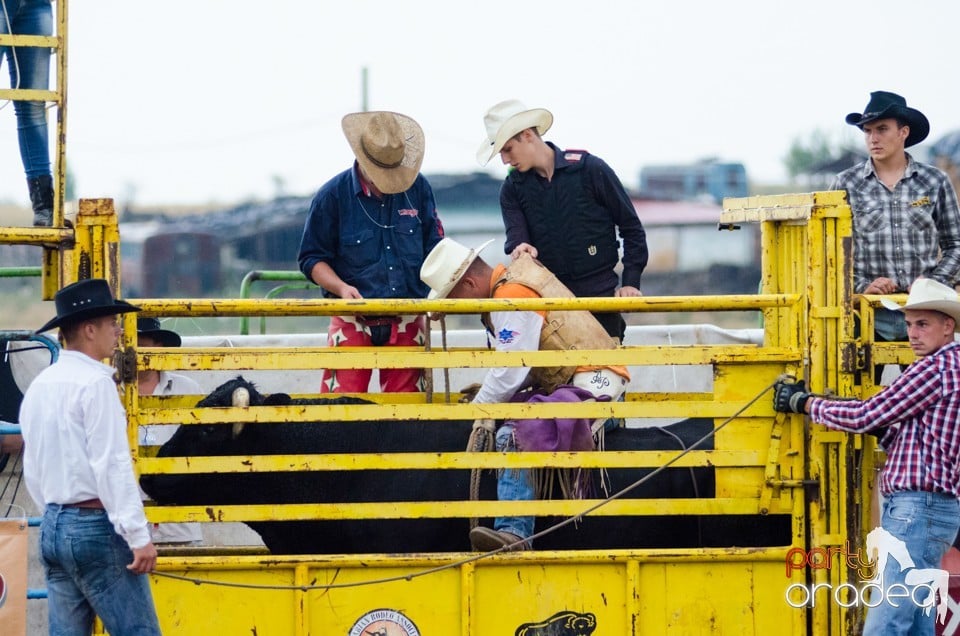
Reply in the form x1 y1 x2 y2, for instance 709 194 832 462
136 317 182 347
36 278 139 333
845 91 930 148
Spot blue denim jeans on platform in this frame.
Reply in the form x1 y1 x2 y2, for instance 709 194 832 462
862 492 960 636
493 424 535 540
874 307 908 343
1 0 52 178
41 505 161 636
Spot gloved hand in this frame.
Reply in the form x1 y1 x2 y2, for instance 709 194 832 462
459 383 483 404
773 380 811 414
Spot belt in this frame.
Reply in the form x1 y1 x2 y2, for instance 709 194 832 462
63 498 104 509
360 316 400 327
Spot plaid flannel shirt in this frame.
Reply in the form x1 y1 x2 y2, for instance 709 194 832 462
807 341 960 497
831 154 960 293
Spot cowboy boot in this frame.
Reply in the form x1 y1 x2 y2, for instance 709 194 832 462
469 526 530 552
27 175 53 226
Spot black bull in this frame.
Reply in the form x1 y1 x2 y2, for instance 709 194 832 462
140 377 790 555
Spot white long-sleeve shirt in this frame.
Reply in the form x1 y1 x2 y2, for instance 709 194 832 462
472 309 543 404
139 371 204 543
20 350 151 549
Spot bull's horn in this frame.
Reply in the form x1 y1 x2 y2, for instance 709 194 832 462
231 387 249 438
232 387 250 407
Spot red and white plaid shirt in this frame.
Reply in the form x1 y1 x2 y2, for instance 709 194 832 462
808 341 960 497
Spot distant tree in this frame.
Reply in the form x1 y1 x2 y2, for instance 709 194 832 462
783 129 837 180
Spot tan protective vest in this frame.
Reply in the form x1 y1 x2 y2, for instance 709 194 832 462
483 254 620 393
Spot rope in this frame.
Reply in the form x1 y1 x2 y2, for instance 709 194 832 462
466 418 496 530
439 314 451 403
147 375 790 592
422 317 433 404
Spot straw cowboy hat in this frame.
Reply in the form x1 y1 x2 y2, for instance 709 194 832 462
476 100 553 166
136 317 181 347
37 278 139 333
420 237 494 300
342 111 425 194
880 278 960 330
845 91 930 148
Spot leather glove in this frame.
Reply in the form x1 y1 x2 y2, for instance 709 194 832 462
773 380 811 414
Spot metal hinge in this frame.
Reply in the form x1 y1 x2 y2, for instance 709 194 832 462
115 346 137 385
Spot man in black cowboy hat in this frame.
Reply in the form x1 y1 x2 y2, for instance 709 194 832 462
297 111 445 394
833 91 960 344
18 279 162 634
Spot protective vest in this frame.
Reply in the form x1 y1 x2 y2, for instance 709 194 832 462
507 149 619 283
483 254 620 393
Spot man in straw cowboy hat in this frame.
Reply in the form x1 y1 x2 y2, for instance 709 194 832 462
136 317 204 546
833 91 960 345
421 237 630 552
298 111 445 393
19 278 162 634
774 278 960 634
476 99 648 343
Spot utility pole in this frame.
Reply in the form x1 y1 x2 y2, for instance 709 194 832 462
361 67 369 112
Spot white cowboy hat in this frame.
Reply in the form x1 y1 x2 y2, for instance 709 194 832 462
342 111 425 194
420 237 494 300
880 278 960 330
476 99 553 166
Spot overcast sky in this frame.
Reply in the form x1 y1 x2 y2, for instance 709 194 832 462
2 0 959 207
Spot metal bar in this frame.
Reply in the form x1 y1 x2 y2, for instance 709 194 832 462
258 283 314 334
0 227 73 245
0 88 59 102
0 34 58 46
144 497 767 524
237 270 309 334
154 548 791 569
138 449 765 474
0 267 41 278
132 294 799 318
136 399 770 425
135 344 798 372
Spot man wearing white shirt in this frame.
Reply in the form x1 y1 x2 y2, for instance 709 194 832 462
136 317 204 546
20 279 161 635
421 238 629 552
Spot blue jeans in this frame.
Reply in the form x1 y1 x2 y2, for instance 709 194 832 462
0 0 52 178
863 492 960 636
41 505 161 636
493 424 535 540
875 308 908 343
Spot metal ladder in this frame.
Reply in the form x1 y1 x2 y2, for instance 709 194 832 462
0 0 70 299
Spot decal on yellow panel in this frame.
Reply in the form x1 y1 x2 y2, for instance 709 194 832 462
348 608 420 636
515 610 597 635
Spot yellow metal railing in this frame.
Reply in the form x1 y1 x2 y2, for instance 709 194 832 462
51 190 883 635
125 289 805 524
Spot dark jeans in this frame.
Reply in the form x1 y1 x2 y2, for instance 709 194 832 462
592 312 626 343
855 308 908 384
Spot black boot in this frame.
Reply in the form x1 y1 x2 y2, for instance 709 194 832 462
27 175 53 226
